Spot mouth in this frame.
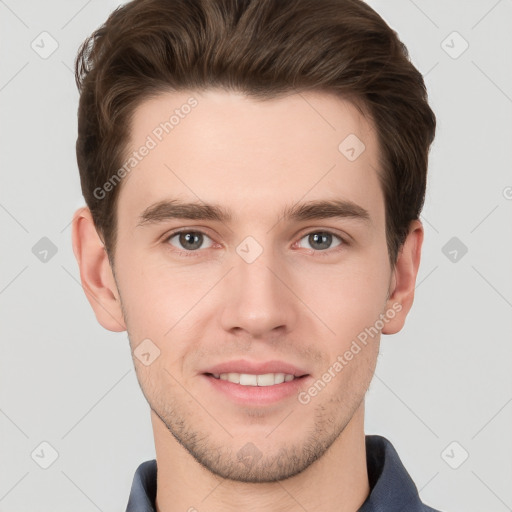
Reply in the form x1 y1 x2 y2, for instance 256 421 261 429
200 361 311 405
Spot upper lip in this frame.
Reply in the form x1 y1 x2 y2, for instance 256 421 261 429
202 359 309 377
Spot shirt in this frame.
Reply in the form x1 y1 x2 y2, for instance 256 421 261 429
126 434 444 511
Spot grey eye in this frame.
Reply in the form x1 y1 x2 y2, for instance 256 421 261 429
298 232 342 251
168 231 214 251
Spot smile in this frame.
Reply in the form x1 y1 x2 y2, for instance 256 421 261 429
210 372 297 386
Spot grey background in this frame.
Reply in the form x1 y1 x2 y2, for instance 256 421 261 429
0 0 511 511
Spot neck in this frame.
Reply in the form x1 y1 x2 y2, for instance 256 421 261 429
152 403 370 512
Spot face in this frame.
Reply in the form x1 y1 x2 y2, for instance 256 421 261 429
101 89 401 482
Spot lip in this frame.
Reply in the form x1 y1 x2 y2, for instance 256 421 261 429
200 359 311 406
201 373 311 406
201 359 309 377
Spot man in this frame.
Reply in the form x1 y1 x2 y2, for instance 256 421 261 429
71 0 440 510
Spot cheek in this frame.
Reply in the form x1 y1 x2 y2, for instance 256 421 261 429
292 251 391 342
115 254 192 343
306 262 386 404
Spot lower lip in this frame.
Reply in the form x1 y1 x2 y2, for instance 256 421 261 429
202 374 311 406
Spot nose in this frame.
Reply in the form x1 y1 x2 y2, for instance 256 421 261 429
219 245 299 339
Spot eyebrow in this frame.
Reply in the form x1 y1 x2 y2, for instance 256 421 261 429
136 198 371 227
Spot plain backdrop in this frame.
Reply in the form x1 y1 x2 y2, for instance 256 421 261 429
0 1 511 511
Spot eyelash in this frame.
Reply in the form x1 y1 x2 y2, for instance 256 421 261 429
163 229 348 258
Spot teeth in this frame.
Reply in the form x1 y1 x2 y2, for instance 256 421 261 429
273 373 285 384
227 372 240 384
215 372 296 386
240 374 257 386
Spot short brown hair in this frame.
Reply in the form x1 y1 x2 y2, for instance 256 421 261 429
75 0 436 265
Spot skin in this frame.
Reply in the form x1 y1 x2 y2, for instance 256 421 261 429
72 89 423 512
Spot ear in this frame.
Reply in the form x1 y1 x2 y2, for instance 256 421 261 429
382 219 423 335
71 206 126 332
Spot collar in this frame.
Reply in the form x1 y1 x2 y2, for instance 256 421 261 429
126 434 442 511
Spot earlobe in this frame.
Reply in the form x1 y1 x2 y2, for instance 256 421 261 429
71 207 126 332
382 220 423 335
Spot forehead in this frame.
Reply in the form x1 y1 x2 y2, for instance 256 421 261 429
117 88 383 228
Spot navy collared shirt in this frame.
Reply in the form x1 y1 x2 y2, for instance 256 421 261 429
126 434 444 511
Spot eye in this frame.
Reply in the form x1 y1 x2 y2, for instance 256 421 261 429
163 228 346 258
296 231 344 253
165 230 214 252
